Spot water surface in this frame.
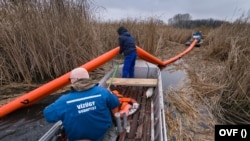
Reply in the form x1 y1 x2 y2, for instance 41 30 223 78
0 95 60 141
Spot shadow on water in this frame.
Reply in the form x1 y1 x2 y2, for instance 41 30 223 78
0 94 61 141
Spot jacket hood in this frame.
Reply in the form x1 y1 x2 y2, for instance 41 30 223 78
71 79 97 91
117 26 128 35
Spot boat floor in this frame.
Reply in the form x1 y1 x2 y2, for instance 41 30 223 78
107 85 154 141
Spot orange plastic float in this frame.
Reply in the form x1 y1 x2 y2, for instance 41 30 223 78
111 90 139 117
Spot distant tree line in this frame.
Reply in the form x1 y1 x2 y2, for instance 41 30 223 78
168 13 229 28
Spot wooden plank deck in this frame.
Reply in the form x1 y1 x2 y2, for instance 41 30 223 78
111 86 153 141
106 78 157 87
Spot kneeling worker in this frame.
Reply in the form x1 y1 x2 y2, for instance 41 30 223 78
43 67 120 141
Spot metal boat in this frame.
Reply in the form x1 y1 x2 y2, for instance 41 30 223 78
39 60 167 141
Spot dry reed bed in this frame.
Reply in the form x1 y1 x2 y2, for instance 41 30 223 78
0 0 249 140
0 0 192 85
164 50 219 141
164 20 249 140
206 21 250 124
0 0 98 84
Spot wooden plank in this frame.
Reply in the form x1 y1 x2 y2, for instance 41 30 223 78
127 87 143 139
114 86 153 140
144 93 152 141
118 130 126 141
135 123 143 139
135 88 147 139
106 78 157 86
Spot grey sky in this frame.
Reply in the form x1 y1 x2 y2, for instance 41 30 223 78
93 0 250 23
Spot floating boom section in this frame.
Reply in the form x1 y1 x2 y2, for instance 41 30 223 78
0 40 197 118
137 39 198 67
163 39 197 65
0 47 120 118
136 47 165 66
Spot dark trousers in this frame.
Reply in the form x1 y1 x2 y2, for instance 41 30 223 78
122 52 137 78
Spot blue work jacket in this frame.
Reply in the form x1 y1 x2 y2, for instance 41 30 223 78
43 84 119 141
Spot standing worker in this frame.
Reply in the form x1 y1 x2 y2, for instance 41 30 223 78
117 26 137 78
43 67 120 141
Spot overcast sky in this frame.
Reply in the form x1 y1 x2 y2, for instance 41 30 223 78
93 0 250 23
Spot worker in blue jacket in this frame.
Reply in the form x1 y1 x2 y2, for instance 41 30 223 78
43 67 120 141
117 26 137 78
193 31 202 41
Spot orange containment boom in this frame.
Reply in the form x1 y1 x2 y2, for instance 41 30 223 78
0 39 197 118
137 39 198 67
0 47 120 118
163 39 197 65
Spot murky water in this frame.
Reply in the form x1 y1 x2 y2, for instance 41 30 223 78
0 95 60 141
0 61 188 141
161 60 187 92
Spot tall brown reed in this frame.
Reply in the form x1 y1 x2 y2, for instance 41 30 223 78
206 19 250 124
0 1 193 86
0 0 98 84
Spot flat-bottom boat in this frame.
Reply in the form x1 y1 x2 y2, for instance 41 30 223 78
39 60 167 141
